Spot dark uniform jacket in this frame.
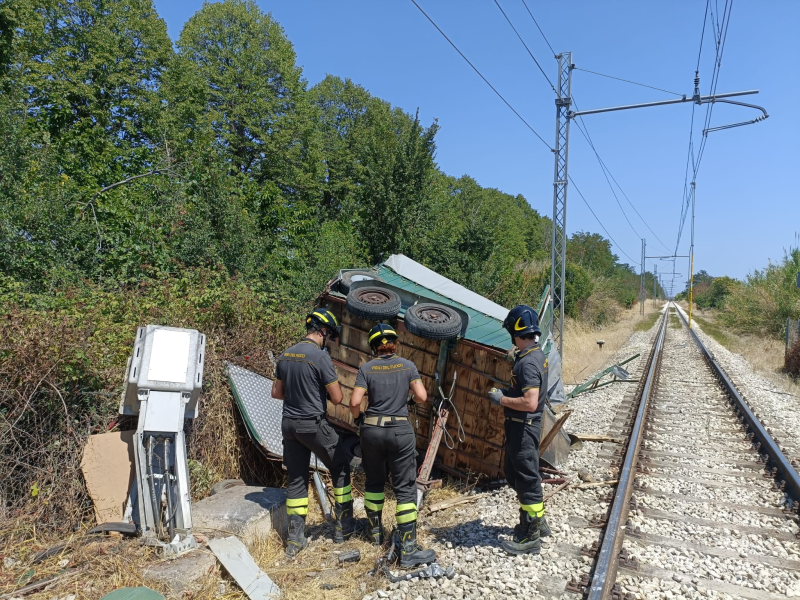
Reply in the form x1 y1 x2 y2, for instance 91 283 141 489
504 344 548 420
354 355 422 416
275 338 339 419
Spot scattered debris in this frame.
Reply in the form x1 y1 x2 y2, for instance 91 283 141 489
100 588 165 600
540 409 572 454
0 568 80 599
208 536 280 600
577 467 594 483
312 471 331 520
567 353 640 399
80 430 136 524
543 478 573 501
337 550 361 563
143 549 217 596
574 479 618 489
426 493 488 514
571 434 624 444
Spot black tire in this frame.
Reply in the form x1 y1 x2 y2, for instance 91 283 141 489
404 303 462 340
340 435 362 468
346 286 402 320
339 270 384 295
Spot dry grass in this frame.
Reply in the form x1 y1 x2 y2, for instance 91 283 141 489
0 472 465 600
562 302 664 384
686 308 800 394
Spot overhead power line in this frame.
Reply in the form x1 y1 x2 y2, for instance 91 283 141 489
568 176 640 265
411 0 644 269
520 0 556 56
573 67 684 97
409 0 552 150
502 1 672 254
492 0 556 94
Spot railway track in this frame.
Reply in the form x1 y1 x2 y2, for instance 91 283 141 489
570 303 800 600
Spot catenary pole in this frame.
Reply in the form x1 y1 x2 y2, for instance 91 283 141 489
640 239 646 315
688 182 696 329
550 52 573 355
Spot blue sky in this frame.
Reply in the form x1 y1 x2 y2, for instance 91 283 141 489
153 0 799 295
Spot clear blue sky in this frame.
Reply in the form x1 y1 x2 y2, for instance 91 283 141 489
153 0 799 295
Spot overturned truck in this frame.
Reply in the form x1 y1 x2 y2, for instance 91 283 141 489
316 254 571 481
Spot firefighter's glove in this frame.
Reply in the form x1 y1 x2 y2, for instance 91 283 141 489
355 413 365 435
488 388 504 406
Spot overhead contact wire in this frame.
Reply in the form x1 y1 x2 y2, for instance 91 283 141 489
409 0 553 151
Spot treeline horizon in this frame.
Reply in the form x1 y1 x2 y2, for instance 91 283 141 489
0 0 658 320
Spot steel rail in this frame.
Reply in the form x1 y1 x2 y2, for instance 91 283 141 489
586 309 669 600
675 305 800 509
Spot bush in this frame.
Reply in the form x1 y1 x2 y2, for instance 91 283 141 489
0 268 299 532
718 249 800 337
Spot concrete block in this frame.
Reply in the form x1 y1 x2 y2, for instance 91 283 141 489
192 486 286 542
143 549 216 596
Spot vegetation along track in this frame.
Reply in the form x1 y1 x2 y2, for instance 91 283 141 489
569 303 800 600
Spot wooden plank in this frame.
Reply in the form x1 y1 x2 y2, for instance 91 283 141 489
426 493 486 513
208 536 280 600
539 410 572 455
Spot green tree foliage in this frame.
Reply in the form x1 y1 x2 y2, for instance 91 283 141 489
0 0 644 314
718 249 800 336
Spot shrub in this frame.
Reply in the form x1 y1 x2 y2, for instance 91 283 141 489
786 340 800 379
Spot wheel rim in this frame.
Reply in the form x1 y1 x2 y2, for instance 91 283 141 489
415 305 454 324
354 288 393 306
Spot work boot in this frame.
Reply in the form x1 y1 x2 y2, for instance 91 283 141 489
398 520 436 568
501 512 541 556
285 514 308 558
333 500 355 543
538 514 552 538
366 509 384 545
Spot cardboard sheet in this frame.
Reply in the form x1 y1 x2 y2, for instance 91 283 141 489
80 430 136 524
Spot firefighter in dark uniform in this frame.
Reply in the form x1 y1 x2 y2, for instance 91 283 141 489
272 308 353 557
487 305 552 555
349 323 437 568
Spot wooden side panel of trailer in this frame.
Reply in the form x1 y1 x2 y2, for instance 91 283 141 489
319 295 512 480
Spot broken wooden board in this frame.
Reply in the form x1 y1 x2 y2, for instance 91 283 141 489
208 536 280 600
80 430 136 524
426 493 488 513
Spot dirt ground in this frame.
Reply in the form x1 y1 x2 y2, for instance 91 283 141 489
561 301 663 385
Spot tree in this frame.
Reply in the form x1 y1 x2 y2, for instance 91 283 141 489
176 0 322 240
9 0 173 188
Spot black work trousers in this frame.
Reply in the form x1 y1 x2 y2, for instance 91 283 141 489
503 416 543 507
360 421 417 506
282 417 350 504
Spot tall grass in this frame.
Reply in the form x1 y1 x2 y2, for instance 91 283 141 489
718 248 800 337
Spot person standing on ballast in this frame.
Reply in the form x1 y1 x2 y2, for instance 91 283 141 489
487 304 552 555
349 323 436 568
272 308 353 557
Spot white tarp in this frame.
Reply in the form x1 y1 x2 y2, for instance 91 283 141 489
384 254 509 321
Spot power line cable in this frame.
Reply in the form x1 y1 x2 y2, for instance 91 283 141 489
492 0 556 94
409 0 553 150
568 175 640 265
412 0 640 268
520 0 556 56
573 67 684 97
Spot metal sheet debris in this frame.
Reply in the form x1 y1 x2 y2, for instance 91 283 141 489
227 362 327 470
208 536 280 600
80 430 136 525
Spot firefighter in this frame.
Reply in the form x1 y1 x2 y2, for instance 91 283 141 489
349 323 437 568
272 308 353 557
487 304 552 555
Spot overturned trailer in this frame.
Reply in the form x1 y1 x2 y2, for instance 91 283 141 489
317 254 571 481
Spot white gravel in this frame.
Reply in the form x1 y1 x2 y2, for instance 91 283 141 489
364 309 800 600
674 304 800 468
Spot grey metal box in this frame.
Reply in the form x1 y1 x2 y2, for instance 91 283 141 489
120 325 205 418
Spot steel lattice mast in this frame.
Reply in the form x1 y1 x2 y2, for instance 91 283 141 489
550 52 573 355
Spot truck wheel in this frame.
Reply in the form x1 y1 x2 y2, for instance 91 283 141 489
346 286 401 320
340 270 384 294
404 303 462 340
